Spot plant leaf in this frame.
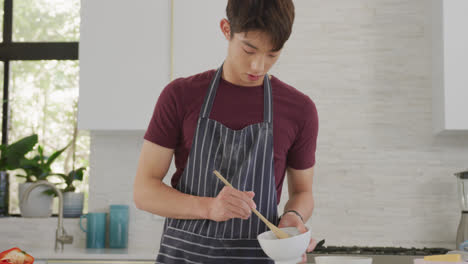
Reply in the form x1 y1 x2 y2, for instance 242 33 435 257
70 167 85 181
45 144 69 167
43 189 57 197
1 134 38 170
38 145 44 156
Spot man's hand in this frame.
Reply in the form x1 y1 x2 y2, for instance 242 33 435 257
278 212 316 264
208 186 257 222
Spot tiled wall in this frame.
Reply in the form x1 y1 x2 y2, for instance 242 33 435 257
2 0 468 256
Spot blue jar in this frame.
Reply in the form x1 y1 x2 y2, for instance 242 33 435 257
109 204 129 248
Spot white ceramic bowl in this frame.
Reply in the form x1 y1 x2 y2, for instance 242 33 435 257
257 227 311 264
315 256 373 264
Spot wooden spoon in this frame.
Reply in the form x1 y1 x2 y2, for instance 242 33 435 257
213 170 290 239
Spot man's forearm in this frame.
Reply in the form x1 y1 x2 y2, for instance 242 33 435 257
283 191 314 222
134 177 213 220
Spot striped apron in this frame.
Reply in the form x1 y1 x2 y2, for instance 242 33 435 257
156 65 278 263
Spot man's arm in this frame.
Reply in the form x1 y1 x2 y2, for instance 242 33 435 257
133 140 256 221
279 166 316 262
283 166 314 222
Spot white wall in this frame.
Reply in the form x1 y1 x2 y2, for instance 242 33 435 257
2 0 468 259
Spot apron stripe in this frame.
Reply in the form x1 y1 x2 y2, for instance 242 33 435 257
166 226 258 241
181 119 202 230
212 125 229 237
164 234 260 250
231 128 245 238
221 130 237 237
266 146 273 226
270 155 278 226
249 124 262 239
201 67 222 118
258 124 269 234
189 119 211 233
191 122 218 233
203 122 218 197
245 125 255 239
238 128 249 237
157 253 202 264
161 243 270 260
200 122 224 236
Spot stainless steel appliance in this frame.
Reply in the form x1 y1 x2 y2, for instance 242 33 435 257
455 170 468 249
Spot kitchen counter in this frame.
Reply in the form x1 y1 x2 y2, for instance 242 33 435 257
26 248 155 261
308 245 452 264
32 254 419 264
308 254 420 264
21 246 453 264
313 245 450 255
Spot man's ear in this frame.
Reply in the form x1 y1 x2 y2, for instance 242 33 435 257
220 18 231 40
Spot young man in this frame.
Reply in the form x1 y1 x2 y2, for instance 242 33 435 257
133 1 318 263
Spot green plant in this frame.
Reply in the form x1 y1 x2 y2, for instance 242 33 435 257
16 143 69 183
0 134 38 171
53 101 87 193
53 167 86 192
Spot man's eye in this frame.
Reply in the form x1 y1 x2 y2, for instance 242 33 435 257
243 49 255 55
269 54 278 58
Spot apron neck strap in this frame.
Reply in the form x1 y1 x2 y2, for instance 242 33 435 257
200 64 273 124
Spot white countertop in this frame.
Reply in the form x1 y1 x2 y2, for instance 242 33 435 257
24 248 155 261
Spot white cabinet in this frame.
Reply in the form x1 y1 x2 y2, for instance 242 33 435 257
432 0 468 133
78 0 232 130
172 0 227 79
78 0 171 130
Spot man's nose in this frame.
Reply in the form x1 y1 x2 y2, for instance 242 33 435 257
250 55 265 73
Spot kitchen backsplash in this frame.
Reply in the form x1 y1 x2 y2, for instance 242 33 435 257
1 0 468 258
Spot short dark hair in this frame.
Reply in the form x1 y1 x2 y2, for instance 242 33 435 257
226 0 295 51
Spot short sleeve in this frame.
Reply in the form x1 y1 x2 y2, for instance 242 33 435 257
144 80 183 149
286 96 319 170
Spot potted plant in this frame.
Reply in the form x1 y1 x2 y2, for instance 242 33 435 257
0 134 38 216
54 107 87 218
17 143 69 218
53 167 86 218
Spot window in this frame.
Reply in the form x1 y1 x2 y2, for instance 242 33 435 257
0 0 89 215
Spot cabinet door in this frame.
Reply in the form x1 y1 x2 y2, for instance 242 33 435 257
78 0 171 130
172 0 228 79
432 0 468 133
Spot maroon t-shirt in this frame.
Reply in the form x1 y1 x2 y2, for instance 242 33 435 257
144 69 318 203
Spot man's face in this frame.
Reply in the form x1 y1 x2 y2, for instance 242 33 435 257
225 30 282 86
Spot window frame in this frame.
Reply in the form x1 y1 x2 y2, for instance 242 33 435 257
0 0 79 216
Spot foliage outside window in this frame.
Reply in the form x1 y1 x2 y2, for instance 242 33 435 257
1 0 89 215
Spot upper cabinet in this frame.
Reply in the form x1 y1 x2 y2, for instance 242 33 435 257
78 0 171 130
172 0 228 79
432 0 468 133
78 0 229 130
